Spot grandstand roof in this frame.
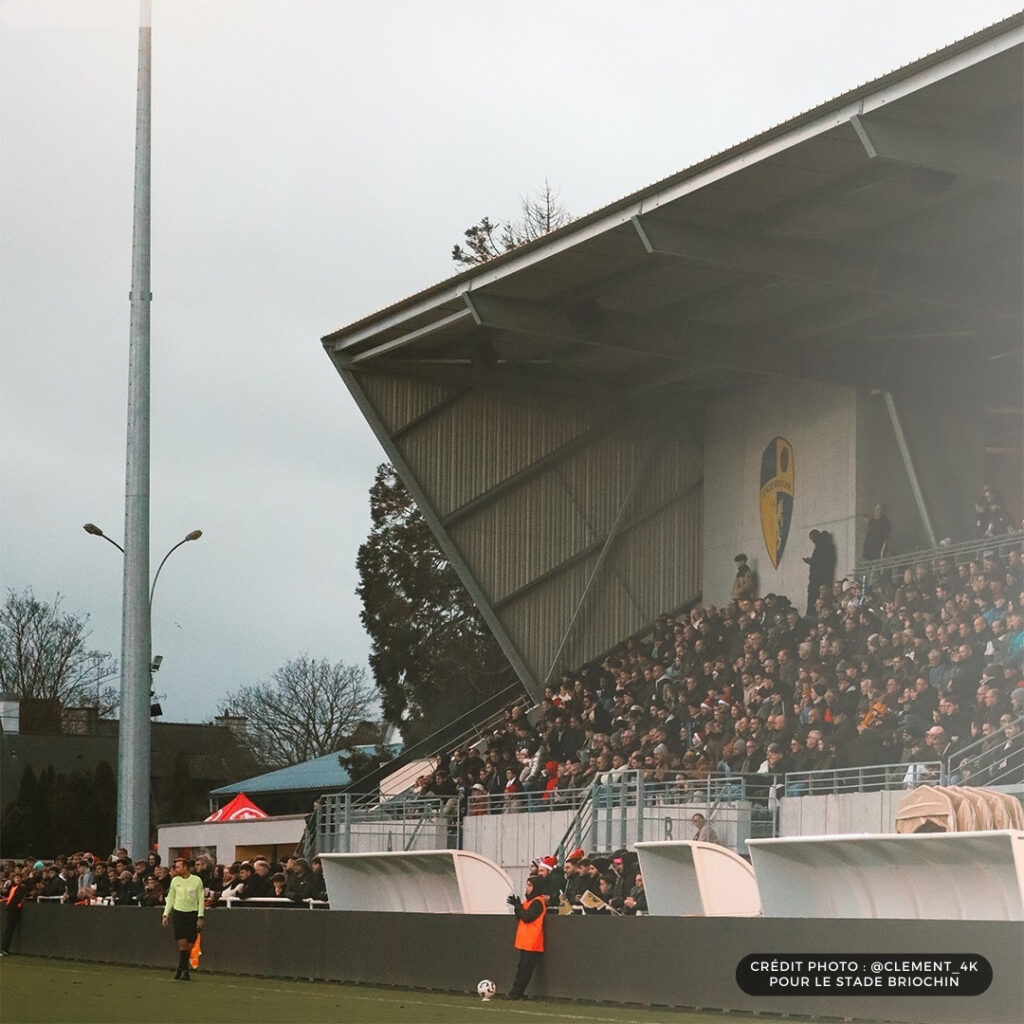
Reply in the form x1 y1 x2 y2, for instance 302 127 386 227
323 16 1023 701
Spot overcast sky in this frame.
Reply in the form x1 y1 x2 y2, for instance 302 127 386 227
2 0 1020 724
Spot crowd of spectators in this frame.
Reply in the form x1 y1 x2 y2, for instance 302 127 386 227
518 847 649 915
0 849 328 912
5 534 1022 911
415 541 1024 818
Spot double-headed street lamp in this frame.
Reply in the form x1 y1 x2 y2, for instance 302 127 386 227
84 524 202 609
84 522 202 855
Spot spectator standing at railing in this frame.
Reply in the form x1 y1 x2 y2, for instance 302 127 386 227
87 862 107 900
862 503 892 560
39 864 66 901
691 813 720 844
233 862 262 900
803 530 836 617
503 768 524 812
623 871 647 915
975 484 1011 538
467 783 489 815
73 860 96 902
1 872 30 956
309 858 327 901
562 855 592 910
284 858 314 902
142 875 165 907
112 869 139 905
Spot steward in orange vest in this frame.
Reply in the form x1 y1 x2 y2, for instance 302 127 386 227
507 876 547 999
2 876 30 955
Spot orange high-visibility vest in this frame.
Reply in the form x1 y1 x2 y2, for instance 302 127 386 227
514 895 545 952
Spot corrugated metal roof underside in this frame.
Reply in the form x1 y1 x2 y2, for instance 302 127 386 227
324 22 1023 700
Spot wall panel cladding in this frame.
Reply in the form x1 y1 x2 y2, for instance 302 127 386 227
501 555 598 684
359 374 456 436
399 392 598 516
449 424 702 595
451 431 658 599
497 486 703 681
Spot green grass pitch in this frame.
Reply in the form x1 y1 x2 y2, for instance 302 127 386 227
0 956 792 1024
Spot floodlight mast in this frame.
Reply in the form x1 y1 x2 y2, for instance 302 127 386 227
119 0 153 861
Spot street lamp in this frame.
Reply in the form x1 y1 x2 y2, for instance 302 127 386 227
150 529 202 607
84 522 202 856
83 524 201 609
83 522 125 554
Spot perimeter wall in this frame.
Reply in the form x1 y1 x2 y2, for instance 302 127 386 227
9 904 1022 1024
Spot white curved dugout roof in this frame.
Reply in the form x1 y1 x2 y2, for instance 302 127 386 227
635 840 761 916
748 830 1024 920
318 850 515 914
323 17 1023 701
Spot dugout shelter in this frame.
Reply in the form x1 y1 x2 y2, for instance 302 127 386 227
323 16 1023 705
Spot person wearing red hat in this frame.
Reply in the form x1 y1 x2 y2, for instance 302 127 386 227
506 876 547 1000
532 854 564 902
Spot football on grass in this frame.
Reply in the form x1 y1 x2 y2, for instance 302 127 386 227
476 979 496 1000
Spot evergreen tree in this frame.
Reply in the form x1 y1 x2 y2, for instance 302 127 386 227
356 464 512 743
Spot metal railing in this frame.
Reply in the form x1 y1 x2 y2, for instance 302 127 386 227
220 896 328 910
856 532 1023 584
303 744 1024 861
944 715 1024 788
781 762 944 796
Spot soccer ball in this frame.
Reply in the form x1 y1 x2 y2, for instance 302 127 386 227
476 978 496 1001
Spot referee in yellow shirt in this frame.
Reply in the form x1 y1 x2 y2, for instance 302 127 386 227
162 857 205 980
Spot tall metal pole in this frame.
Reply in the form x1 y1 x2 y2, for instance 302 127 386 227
119 0 153 858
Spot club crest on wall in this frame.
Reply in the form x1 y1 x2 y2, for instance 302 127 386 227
759 437 794 569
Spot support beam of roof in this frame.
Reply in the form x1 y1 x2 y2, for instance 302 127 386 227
464 291 584 343
633 216 1013 312
349 355 615 402
392 387 470 442
492 478 702 612
442 399 700 530
347 306 475 364
328 353 541 698
851 113 1023 187
441 413 620 530
744 159 955 234
540 432 667 688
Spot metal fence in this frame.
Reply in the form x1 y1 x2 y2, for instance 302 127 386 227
305 737 1024 865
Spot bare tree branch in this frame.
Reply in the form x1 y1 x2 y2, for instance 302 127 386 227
0 588 118 713
451 181 571 267
218 655 376 769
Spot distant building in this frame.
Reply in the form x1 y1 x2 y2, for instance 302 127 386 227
0 696 260 855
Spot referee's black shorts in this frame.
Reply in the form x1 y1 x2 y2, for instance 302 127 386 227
170 910 199 942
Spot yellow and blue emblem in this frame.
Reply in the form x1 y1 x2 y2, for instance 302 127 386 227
759 437 793 569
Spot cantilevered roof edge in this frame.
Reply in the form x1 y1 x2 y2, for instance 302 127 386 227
322 13 1023 355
